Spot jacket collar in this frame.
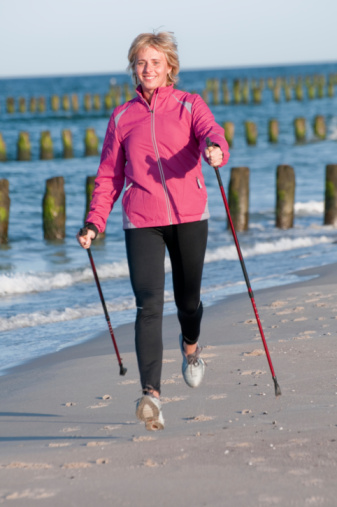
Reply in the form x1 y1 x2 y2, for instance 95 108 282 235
135 84 174 107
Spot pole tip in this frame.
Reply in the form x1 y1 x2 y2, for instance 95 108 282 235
273 377 281 397
119 364 127 376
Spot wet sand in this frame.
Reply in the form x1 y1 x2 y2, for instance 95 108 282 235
1 264 337 506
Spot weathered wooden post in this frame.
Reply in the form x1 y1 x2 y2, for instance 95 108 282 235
29 97 37 113
0 134 6 161
85 176 105 239
324 165 337 226
307 83 316 100
38 97 46 113
222 80 231 105
224 121 235 148
295 81 303 101
241 80 249 104
0 179 10 244
62 95 71 111
252 86 261 104
228 167 250 231
245 121 258 145
42 176 66 240
62 129 73 158
6 98 15 114
294 117 306 143
284 83 292 101
84 93 92 111
317 77 325 99
51 95 60 111
273 86 281 103
202 89 209 104
233 80 242 104
17 132 31 161
104 93 113 110
71 94 79 112
93 94 101 110
18 97 26 113
213 79 220 105
313 115 326 140
276 165 295 229
268 119 279 143
84 128 99 156
123 83 133 102
40 131 53 160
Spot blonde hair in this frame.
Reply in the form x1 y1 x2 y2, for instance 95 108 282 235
127 31 179 86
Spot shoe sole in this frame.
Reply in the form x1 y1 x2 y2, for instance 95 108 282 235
136 397 164 431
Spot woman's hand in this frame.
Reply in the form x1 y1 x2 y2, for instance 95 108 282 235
76 227 96 249
205 145 223 167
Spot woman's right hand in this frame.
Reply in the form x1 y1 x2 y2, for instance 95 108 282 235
76 227 96 249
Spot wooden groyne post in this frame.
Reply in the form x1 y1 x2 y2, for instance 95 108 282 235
40 131 53 160
324 165 337 226
42 177 66 240
224 122 235 148
294 118 306 143
17 132 31 161
0 134 6 161
268 119 279 143
245 121 258 145
313 115 326 140
276 165 295 229
0 179 10 244
228 167 250 231
62 129 73 158
84 128 99 156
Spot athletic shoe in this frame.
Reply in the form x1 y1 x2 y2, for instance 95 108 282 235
179 334 206 388
136 394 165 431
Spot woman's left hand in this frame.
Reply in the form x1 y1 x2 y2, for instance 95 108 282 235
205 145 224 167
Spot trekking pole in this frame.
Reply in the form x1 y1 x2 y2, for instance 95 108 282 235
206 138 281 396
79 228 127 376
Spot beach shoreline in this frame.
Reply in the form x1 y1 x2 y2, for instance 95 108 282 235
1 261 337 506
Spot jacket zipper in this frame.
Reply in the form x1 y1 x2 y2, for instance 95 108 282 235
145 93 173 225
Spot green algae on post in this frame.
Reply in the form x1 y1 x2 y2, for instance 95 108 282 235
17 132 31 161
40 131 53 160
268 119 279 143
42 177 66 240
0 179 10 244
244 121 257 145
276 165 295 229
62 129 73 158
84 128 99 156
324 165 337 226
228 167 250 232
0 134 6 162
294 117 306 143
223 121 235 148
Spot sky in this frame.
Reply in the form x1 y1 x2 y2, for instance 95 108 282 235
1 0 337 78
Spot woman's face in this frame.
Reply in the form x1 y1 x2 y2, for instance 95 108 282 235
135 46 172 98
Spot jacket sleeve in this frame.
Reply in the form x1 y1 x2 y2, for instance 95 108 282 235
191 94 230 168
86 113 126 233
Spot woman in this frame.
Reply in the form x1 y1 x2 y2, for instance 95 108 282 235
77 31 229 431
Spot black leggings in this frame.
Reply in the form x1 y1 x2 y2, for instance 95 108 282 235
125 220 208 394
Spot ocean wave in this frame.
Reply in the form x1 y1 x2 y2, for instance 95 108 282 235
294 201 324 215
0 260 130 296
205 235 332 263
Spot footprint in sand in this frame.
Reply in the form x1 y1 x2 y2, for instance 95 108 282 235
87 402 108 409
161 396 187 404
5 489 56 500
64 402 76 407
86 441 112 447
242 349 265 357
185 414 215 422
143 458 160 467
208 393 227 400
61 427 80 433
61 462 92 469
132 436 156 442
276 307 304 315
240 370 266 376
118 379 138 385
162 359 176 364
100 425 121 431
1 462 52 470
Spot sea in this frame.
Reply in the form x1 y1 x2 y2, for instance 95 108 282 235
1 61 337 376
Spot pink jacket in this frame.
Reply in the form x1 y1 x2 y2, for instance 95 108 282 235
86 84 230 231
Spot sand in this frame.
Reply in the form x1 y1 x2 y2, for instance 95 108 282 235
1 264 337 506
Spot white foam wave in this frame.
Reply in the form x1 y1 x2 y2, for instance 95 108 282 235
0 260 129 296
294 201 324 215
205 235 332 263
0 297 136 332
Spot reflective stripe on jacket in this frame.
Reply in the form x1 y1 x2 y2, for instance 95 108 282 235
86 84 230 231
